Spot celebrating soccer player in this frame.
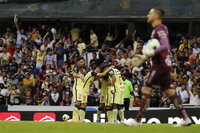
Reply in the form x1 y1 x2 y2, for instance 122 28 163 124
72 57 85 122
80 65 113 122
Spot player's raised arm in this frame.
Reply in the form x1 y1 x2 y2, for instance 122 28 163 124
96 65 114 78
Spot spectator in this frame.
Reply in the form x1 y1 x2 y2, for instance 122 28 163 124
17 78 26 98
178 38 190 52
35 50 46 72
87 89 97 106
49 86 62 106
22 89 35 105
188 49 196 68
41 76 50 92
15 22 27 48
89 29 99 49
186 85 200 105
70 25 80 42
98 44 109 64
159 93 170 107
77 38 86 56
7 84 21 105
104 32 113 47
22 72 35 93
192 43 200 56
150 90 160 107
119 52 132 67
89 52 99 68
8 74 18 85
45 48 57 70
0 47 11 61
55 41 65 68
41 95 49 106
133 37 141 54
0 93 6 105
178 84 189 104
13 47 22 64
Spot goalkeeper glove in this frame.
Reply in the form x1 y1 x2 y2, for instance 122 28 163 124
142 45 155 57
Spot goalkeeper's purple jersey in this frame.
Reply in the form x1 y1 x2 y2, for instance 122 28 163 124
150 24 172 68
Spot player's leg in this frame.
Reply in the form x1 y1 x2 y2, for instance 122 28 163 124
105 93 113 123
72 89 80 121
118 105 124 122
97 91 106 122
163 70 191 126
79 92 88 122
165 89 192 126
73 101 81 121
118 92 125 122
112 103 118 123
106 106 113 123
135 86 152 122
124 98 130 111
96 103 105 122
122 86 151 126
112 91 119 123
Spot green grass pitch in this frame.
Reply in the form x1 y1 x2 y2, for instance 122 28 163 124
0 121 199 133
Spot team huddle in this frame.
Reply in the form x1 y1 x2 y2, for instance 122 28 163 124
72 57 125 123
70 7 192 127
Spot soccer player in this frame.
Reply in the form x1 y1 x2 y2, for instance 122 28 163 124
123 7 192 126
72 57 85 122
96 76 108 122
79 65 113 122
106 66 125 123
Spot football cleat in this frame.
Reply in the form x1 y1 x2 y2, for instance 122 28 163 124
122 118 141 126
173 118 192 127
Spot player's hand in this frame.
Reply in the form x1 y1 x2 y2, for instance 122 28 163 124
80 76 85 82
110 86 115 94
142 45 155 57
109 65 114 69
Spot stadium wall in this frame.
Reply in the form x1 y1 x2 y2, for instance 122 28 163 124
0 106 200 124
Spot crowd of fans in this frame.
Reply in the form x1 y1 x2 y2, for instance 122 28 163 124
0 22 199 107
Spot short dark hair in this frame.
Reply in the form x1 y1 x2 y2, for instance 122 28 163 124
92 52 97 55
152 7 165 18
76 57 84 62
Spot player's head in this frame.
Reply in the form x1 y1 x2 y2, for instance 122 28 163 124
147 7 165 23
100 63 111 72
76 57 85 67
94 67 101 73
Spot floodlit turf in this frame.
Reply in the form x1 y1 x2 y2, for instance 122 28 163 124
0 121 199 133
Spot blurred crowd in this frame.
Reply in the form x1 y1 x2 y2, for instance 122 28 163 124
0 22 199 107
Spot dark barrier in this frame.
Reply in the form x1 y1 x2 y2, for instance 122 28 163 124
0 108 200 124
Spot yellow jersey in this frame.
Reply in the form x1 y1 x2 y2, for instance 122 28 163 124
83 71 97 93
73 65 84 91
108 68 124 92
90 33 99 47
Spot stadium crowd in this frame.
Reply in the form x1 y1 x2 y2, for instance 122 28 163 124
0 22 199 107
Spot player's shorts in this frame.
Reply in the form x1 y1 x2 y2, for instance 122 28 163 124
100 89 107 104
145 66 173 90
73 88 83 102
81 91 88 104
111 91 124 105
105 91 113 106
